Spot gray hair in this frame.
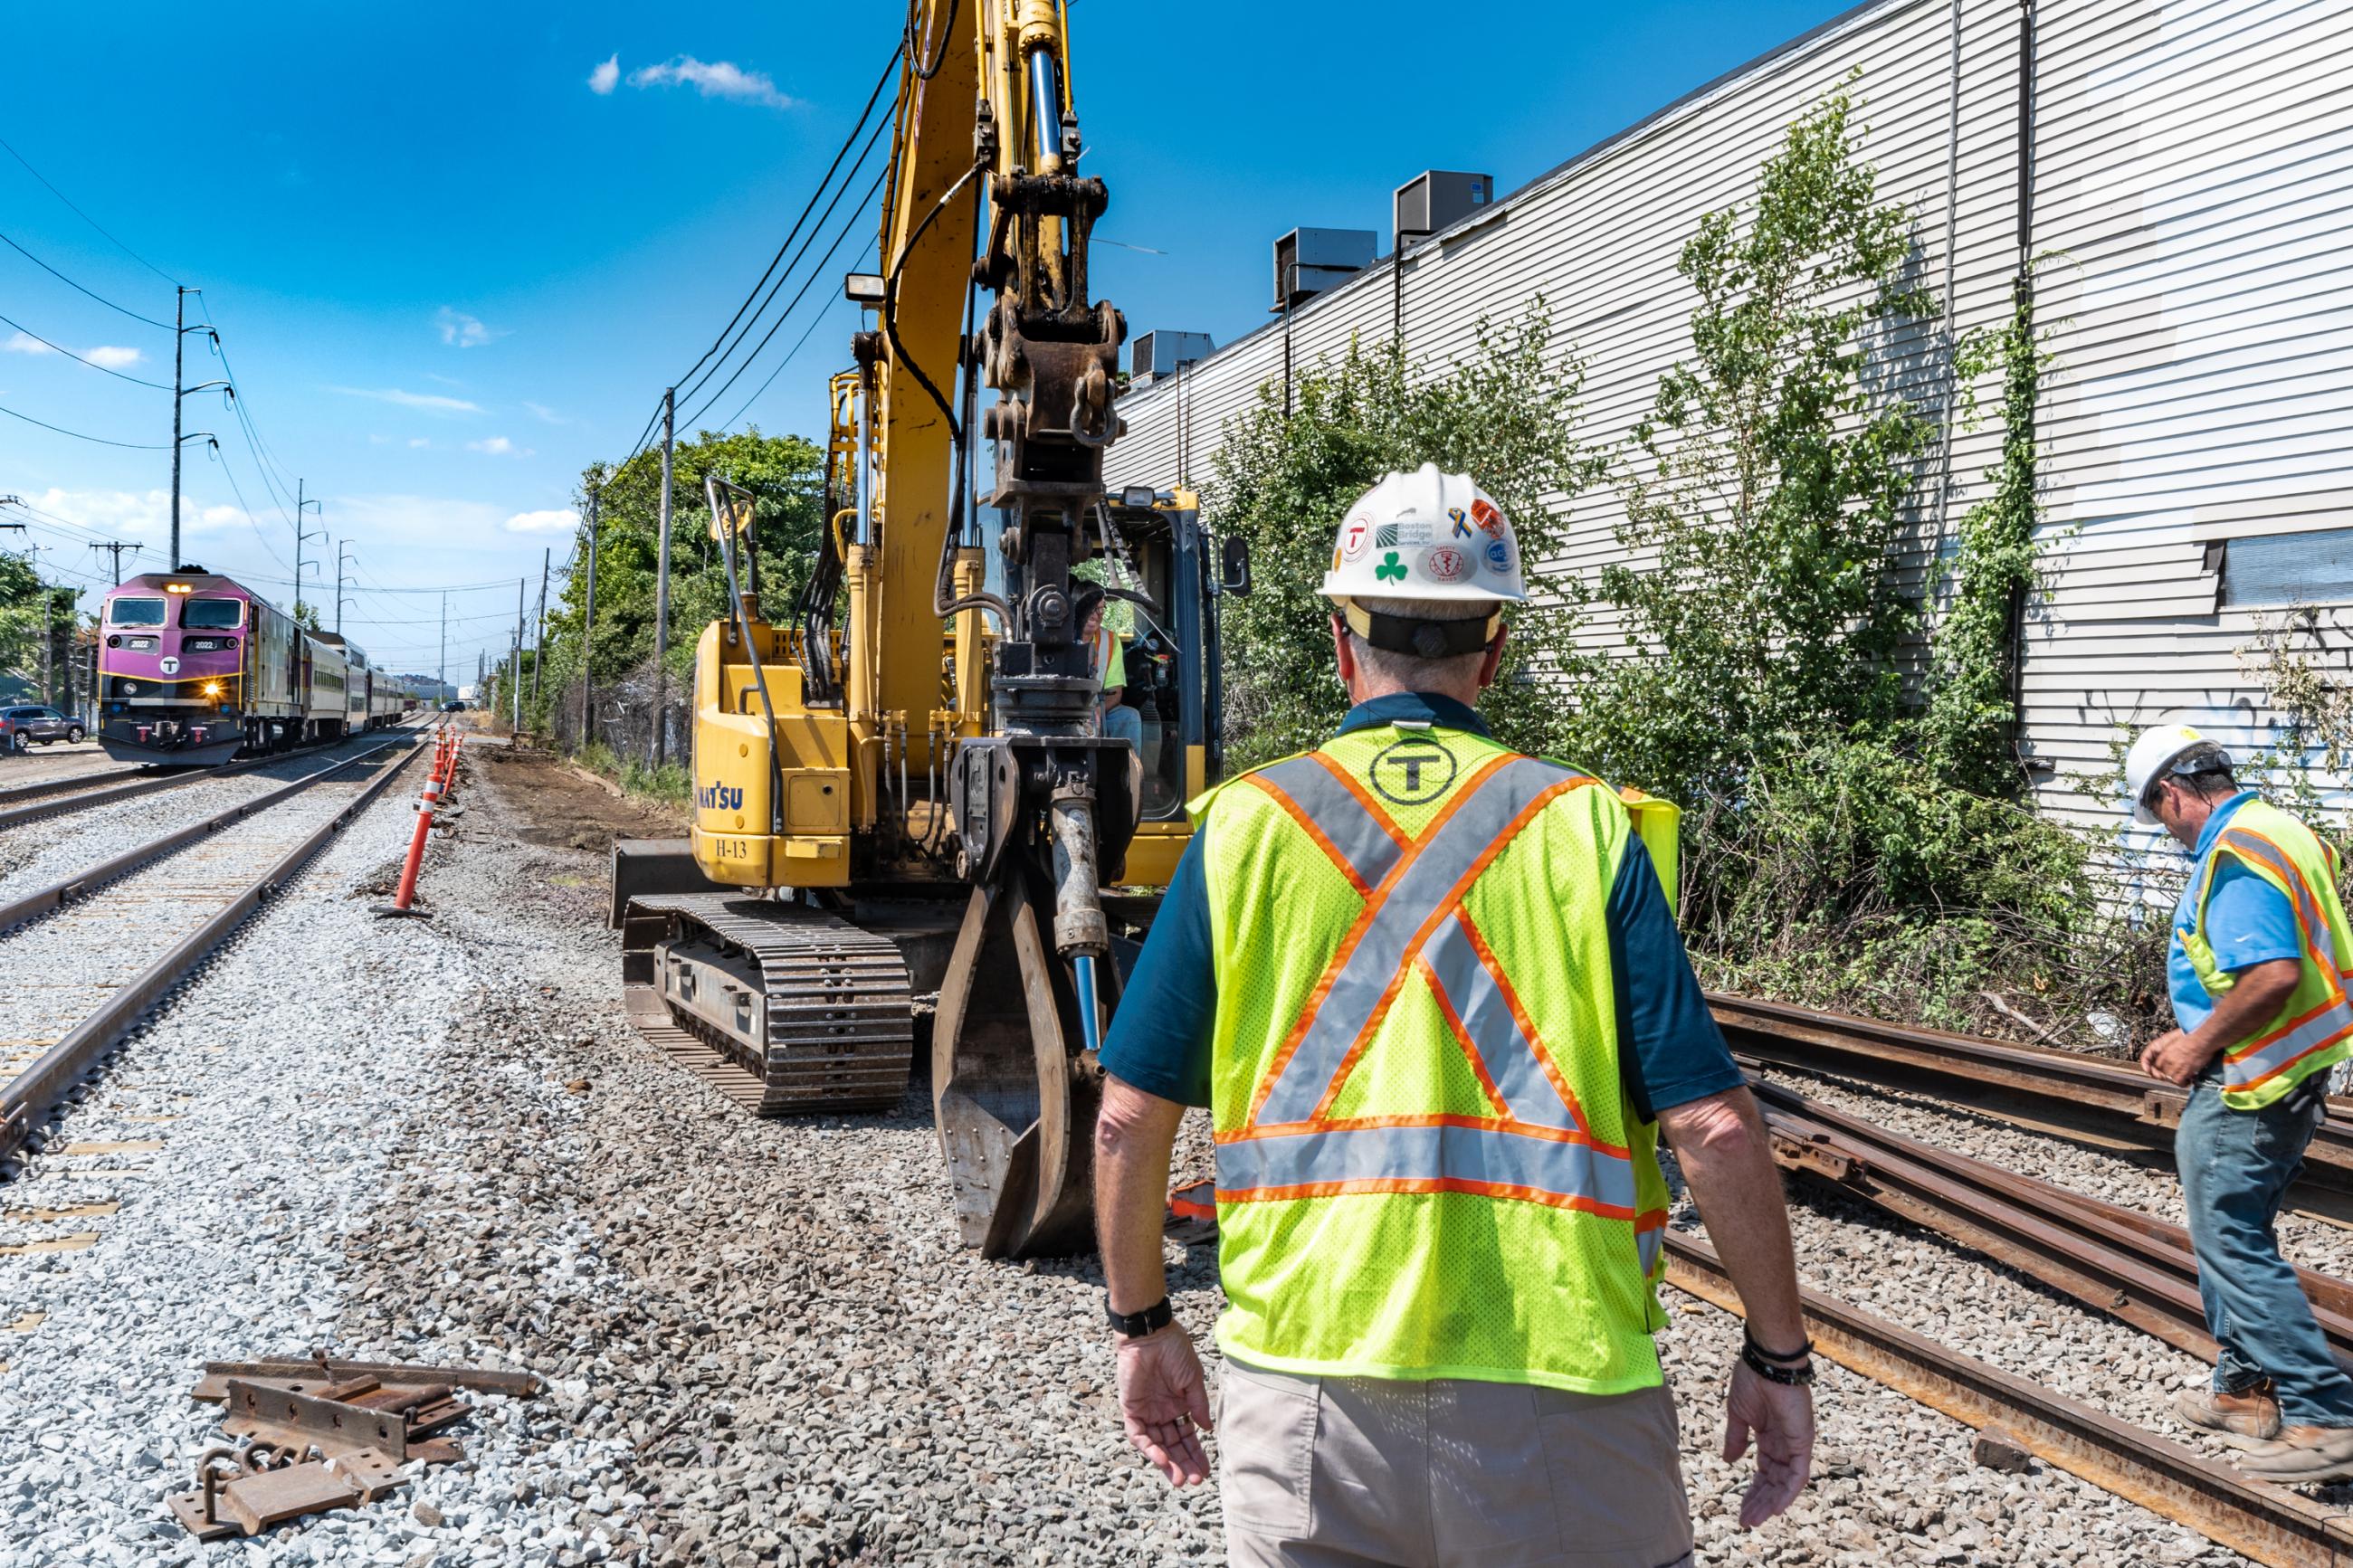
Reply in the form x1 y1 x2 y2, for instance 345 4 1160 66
2171 741 2238 799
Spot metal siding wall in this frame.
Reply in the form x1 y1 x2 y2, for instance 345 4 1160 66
1105 0 2353 847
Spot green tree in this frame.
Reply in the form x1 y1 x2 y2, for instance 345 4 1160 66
1569 83 1938 799
1207 305 1603 767
0 552 45 698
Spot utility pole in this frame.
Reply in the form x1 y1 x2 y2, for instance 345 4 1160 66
531 546 549 707
511 577 525 735
580 487 600 746
89 540 143 584
334 539 353 635
293 481 323 625
652 386 675 768
170 287 224 570
437 592 447 705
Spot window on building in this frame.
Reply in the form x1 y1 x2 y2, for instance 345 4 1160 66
2222 527 2353 608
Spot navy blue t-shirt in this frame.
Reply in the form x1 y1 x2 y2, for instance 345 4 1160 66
1099 692 1744 1121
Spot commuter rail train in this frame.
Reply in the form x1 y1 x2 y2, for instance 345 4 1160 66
95 568 412 765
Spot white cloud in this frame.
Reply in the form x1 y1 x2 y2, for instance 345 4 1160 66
625 55 793 109
505 508 578 535
522 400 566 424
466 436 518 456
84 345 144 369
436 308 503 349
588 54 620 94
329 386 483 414
408 437 431 449
5 331 54 356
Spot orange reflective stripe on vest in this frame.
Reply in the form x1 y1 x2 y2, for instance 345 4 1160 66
2211 823 2353 1095
1215 750 1635 1219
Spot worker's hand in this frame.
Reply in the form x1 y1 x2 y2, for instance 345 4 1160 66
1723 1359 1814 1529
2139 1029 2214 1086
1113 1323 1214 1487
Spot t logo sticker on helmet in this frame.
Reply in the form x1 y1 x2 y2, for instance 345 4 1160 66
1341 515 1373 559
1369 735 1457 804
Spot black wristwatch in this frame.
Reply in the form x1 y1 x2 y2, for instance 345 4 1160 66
1106 1296 1175 1337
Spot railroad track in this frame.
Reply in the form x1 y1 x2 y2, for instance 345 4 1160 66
0 731 426 1163
0 719 430 832
1714 992 2353 1204
0 763 153 805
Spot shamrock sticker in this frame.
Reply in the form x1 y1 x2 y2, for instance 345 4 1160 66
1374 550 1408 584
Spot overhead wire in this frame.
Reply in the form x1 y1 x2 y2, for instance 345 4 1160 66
0 401 173 449
0 230 172 329
719 241 877 431
0 130 179 284
674 113 893 417
668 44 901 402
0 309 172 389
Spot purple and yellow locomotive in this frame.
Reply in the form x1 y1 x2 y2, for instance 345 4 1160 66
95 568 407 765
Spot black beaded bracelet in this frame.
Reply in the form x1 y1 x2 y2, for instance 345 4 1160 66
1745 1328 1814 1364
1739 1340 1816 1386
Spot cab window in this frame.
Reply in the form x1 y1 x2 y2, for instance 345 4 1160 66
183 598 243 629
109 596 167 626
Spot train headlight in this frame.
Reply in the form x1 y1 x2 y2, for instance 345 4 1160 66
106 634 122 649
203 682 222 696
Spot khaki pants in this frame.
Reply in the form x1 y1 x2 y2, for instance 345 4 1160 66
1218 1359 1694 1568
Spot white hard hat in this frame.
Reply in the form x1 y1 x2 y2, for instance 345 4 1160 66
2125 723 2223 824
1320 464 1529 606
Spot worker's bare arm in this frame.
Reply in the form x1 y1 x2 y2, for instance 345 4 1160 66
1656 1086 1815 1529
1093 1074 1213 1487
2139 955 2301 1085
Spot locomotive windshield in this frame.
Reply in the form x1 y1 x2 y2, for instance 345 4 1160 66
183 598 243 629
110 596 167 626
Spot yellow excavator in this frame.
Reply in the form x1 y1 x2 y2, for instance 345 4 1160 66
614 0 1243 1258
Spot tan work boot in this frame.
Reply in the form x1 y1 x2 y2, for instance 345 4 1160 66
2239 1425 2353 1483
2174 1385 2282 1440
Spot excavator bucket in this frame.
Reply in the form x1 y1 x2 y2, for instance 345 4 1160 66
931 860 1105 1259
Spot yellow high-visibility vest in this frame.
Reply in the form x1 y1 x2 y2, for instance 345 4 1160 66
2184 798 2353 1109
1198 720 1672 1393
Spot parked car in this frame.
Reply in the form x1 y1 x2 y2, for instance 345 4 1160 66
0 706 84 751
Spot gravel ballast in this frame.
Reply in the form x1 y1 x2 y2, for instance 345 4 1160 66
0 740 2298 1565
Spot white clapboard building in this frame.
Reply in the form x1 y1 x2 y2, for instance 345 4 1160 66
1100 0 2353 854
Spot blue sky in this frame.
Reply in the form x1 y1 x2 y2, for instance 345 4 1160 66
0 0 1852 679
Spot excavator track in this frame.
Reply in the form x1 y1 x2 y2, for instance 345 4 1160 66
620 893 914 1115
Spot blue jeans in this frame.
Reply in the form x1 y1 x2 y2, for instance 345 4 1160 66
2177 1075 2353 1425
1101 702 1141 752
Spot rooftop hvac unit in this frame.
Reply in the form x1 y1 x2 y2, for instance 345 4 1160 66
1394 170 1495 250
1131 329 1215 382
1272 227 1377 311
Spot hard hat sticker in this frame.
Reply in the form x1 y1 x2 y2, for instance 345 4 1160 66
1341 515 1373 559
1472 498 1507 537
1375 551 1409 584
1424 547 1469 584
1449 507 1475 539
1376 520 1433 548
1484 538 1513 573
1369 735 1458 805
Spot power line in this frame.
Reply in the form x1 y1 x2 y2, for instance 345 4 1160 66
721 243 875 431
0 229 172 329
681 159 891 431
0 401 173 449
0 309 172 389
672 49 900 407
0 130 178 284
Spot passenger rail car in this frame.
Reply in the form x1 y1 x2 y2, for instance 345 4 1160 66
95 569 405 765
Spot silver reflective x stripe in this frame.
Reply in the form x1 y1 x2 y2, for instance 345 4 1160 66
2217 829 2337 966
1215 1122 1639 1215
1250 755 1404 892
1422 910 1577 1129
1253 755 1582 1127
2226 998 2353 1090
1637 1223 1662 1278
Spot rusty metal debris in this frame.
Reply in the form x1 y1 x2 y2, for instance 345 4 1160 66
167 1354 538 1540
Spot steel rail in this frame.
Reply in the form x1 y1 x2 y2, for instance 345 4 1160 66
0 743 340 832
1714 992 2353 1194
0 735 428 1164
1664 1233 2353 1568
0 764 154 807
0 734 417 935
1750 1079 2353 1367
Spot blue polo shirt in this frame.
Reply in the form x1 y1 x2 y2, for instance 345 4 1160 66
1100 691 1744 1121
2167 790 2302 1034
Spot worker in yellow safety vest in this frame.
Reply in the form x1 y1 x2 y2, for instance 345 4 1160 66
1092 465 1815 1566
2128 724 2353 1479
